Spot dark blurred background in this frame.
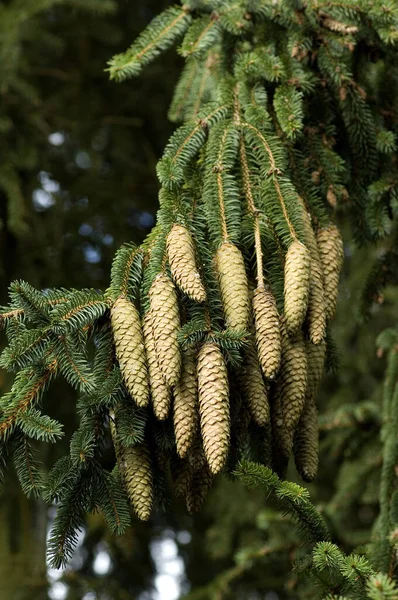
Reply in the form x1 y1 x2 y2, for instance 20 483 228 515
0 1 394 599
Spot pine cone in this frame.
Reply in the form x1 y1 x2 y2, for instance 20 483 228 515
263 421 273 469
173 349 198 458
123 444 154 521
186 460 213 514
284 240 311 335
300 207 326 344
172 456 193 499
271 382 290 477
167 223 206 302
216 242 250 331
306 340 326 399
239 343 270 427
272 325 308 459
231 398 252 450
253 287 281 379
149 273 181 386
293 396 319 482
111 297 149 407
197 342 230 474
316 225 344 320
143 310 171 420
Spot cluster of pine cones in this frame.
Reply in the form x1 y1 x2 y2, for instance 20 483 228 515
110 219 343 520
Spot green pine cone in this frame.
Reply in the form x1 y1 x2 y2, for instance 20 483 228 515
173 349 198 458
284 240 311 335
216 242 250 331
293 397 319 483
167 223 206 302
300 205 327 345
111 297 149 407
149 273 181 387
198 342 230 474
239 342 270 427
293 396 319 482
292 340 326 482
272 324 308 460
253 286 281 379
124 444 154 521
143 310 171 420
316 225 344 320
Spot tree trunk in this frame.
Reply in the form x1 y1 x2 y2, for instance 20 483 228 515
0 480 48 600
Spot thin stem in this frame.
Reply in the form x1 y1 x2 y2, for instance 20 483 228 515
112 9 189 75
215 125 231 242
243 122 297 241
375 346 398 572
239 136 265 288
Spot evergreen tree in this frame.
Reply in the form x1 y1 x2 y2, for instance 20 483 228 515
1 1 398 598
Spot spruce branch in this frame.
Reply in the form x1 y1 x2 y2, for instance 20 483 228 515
235 460 330 543
108 5 192 80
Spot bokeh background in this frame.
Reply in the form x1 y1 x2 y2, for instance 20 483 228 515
0 1 394 599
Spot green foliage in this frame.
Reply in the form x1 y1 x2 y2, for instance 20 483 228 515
235 460 330 543
1 1 398 597
108 5 192 80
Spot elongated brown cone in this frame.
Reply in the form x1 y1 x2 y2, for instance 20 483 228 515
167 223 206 302
232 400 252 450
173 349 198 458
300 207 327 345
239 343 270 426
316 225 344 320
293 396 319 482
123 443 154 521
253 287 281 379
111 297 149 407
172 456 194 499
186 460 213 514
263 422 273 469
109 414 154 519
143 310 171 420
293 341 326 482
284 240 311 335
306 340 327 398
197 342 230 474
272 324 308 460
271 383 290 478
215 242 250 331
149 273 181 387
